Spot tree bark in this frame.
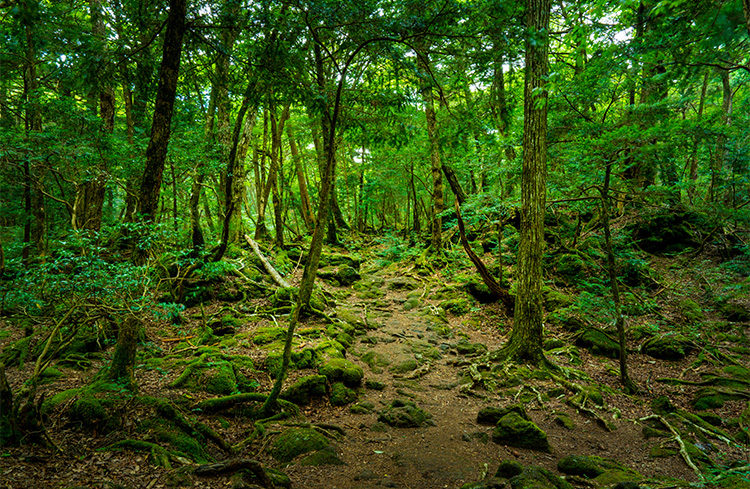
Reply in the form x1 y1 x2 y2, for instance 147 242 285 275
416 42 444 252
136 0 186 223
503 0 550 365
287 124 314 231
107 316 140 390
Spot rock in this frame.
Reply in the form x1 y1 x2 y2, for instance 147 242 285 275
360 351 391 373
495 459 524 478
365 380 386 390
299 446 345 466
641 334 694 360
389 358 418 375
440 298 471 315
318 358 363 387
509 466 573 489
387 277 420 290
465 278 496 304
281 375 327 406
330 382 358 406
492 412 550 452
553 413 575 430
650 395 677 415
378 399 433 428
269 428 329 463
318 265 361 286
456 339 488 356
576 328 620 359
557 455 642 486
350 402 375 414
477 404 530 425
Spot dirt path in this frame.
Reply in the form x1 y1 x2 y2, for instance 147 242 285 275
281 288 696 489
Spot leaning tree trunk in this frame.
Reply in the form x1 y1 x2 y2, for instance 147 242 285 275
135 0 186 224
502 0 550 365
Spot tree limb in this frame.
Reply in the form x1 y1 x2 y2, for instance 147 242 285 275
244 235 290 288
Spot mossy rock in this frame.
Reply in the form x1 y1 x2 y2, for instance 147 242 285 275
378 399 433 428
717 301 750 322
330 382 358 406
39 366 65 384
571 385 604 407
336 308 368 332
252 327 287 345
386 277 420 290
315 340 346 361
455 339 488 356
495 459 524 478
679 299 705 323
628 209 702 255
360 351 391 373
465 278 497 304
651 395 677 415
510 466 574 489
650 445 679 458
269 428 330 463
543 338 565 350
553 413 575 430
547 310 587 332
558 455 641 485
691 386 745 410
319 252 361 270
353 278 386 299
299 446 345 466
319 358 364 387
281 375 328 405
204 363 237 395
544 287 574 310
318 265 361 286
68 397 109 428
389 357 419 375
576 328 620 359
477 404 531 425
350 401 375 414
492 412 550 452
440 298 471 316
365 380 386 390
641 334 694 361
402 296 420 311
553 253 588 285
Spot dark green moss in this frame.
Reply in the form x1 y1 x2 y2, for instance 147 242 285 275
269 428 329 463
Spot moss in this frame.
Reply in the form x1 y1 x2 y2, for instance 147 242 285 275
269 428 330 463
350 401 375 414
642 334 694 361
651 395 677 415
554 413 575 430
330 382 358 406
42 388 81 415
576 328 620 359
544 287 574 310
717 301 750 322
492 412 550 452
649 446 678 458
455 339 488 356
315 340 346 360
281 375 328 405
106 439 174 468
477 404 531 425
69 397 108 427
378 399 432 428
571 385 604 407
360 351 390 373
299 446 345 466
440 298 470 316
204 363 237 395
39 367 65 384
495 459 524 478
336 309 368 332
510 466 574 489
365 380 386 390
680 299 705 323
319 358 364 387
558 455 641 485
557 455 606 477
389 358 418 374
252 327 287 345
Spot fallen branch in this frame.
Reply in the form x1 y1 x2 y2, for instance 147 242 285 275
244 234 291 288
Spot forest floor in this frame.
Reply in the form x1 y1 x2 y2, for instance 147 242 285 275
1 240 750 489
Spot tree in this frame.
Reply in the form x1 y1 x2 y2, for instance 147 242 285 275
500 0 551 365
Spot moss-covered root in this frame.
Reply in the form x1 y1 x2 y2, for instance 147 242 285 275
192 393 299 416
107 439 175 469
195 458 273 487
154 399 230 453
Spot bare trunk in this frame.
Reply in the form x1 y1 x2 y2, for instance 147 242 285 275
287 125 314 231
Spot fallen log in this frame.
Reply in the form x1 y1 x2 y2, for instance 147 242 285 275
244 234 291 288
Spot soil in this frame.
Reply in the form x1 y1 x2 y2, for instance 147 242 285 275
1 251 749 489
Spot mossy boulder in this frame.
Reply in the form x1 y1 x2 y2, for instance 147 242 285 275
576 328 620 359
492 412 550 452
378 399 433 428
465 278 496 304
509 466 574 489
336 308 368 332
360 350 390 373
204 363 237 395
319 252 361 270
330 382 358 406
456 339 488 356
651 395 677 415
319 358 364 387
495 459 524 478
269 428 330 463
281 375 328 405
679 299 705 323
440 298 471 315
554 413 575 430
477 404 531 425
558 455 641 486
717 301 750 322
252 327 287 345
299 446 345 466
641 334 694 361
68 397 109 429
318 265 361 286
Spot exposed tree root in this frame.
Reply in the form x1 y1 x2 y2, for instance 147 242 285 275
195 458 274 487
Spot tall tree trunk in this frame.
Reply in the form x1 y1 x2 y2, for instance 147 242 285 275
135 0 187 226
503 0 550 365
687 72 709 203
287 124 314 231
416 43 444 252
107 316 141 390
709 68 732 203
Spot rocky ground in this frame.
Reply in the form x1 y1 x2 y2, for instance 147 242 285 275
1 244 750 489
